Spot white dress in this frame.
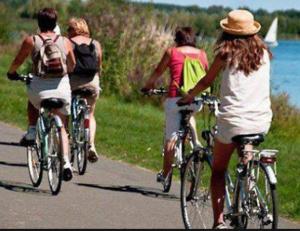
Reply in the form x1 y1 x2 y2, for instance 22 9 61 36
216 50 273 144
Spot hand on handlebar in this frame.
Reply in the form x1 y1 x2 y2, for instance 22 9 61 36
176 94 194 106
7 72 20 81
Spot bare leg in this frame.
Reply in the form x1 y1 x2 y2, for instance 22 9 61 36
28 101 39 126
86 96 97 147
189 115 201 147
162 139 176 177
54 110 69 163
211 139 236 226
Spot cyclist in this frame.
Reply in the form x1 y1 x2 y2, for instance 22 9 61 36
178 10 273 229
67 17 102 163
142 27 209 186
7 8 76 181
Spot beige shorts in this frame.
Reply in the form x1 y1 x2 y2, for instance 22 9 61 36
164 97 202 141
69 74 101 99
215 120 271 144
27 75 71 115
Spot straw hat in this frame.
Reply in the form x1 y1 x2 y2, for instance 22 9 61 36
220 9 261 35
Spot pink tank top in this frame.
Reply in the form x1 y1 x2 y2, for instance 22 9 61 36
168 48 208 97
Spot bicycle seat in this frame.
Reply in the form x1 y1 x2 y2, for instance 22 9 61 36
232 133 265 146
72 87 95 97
40 98 64 109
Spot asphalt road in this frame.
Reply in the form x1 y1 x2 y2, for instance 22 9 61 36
0 122 299 229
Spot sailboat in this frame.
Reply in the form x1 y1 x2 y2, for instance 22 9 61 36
264 17 278 47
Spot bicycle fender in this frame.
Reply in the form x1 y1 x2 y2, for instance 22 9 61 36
53 115 63 128
265 165 277 185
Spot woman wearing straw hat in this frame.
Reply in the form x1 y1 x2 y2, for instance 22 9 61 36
178 9 273 229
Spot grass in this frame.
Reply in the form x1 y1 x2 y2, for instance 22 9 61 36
1 52 300 222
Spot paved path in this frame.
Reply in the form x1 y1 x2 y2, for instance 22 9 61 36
0 122 299 229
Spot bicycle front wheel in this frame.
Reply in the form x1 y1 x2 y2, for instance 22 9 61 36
181 152 212 229
27 126 43 187
234 163 278 229
47 118 63 195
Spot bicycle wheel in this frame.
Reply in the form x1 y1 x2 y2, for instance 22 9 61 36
27 125 43 187
181 152 212 229
47 118 63 195
234 163 278 229
76 112 88 175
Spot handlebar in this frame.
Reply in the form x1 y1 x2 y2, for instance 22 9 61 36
141 87 168 96
9 73 33 85
177 92 220 107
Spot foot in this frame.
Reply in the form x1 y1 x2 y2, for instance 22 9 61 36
88 146 99 163
212 223 228 229
19 127 36 146
156 170 172 192
156 171 165 183
63 162 73 181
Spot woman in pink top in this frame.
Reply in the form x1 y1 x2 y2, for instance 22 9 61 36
143 27 209 185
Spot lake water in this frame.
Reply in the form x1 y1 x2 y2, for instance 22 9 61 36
270 40 300 108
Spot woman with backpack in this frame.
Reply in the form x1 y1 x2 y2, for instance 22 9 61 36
67 18 102 163
142 27 209 186
7 8 76 181
178 10 273 229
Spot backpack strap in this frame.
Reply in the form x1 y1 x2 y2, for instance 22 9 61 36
53 35 60 43
38 34 59 44
70 39 77 45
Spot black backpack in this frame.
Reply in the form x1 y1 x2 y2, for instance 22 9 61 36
71 39 99 76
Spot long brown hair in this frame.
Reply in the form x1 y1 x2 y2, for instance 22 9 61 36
215 32 272 75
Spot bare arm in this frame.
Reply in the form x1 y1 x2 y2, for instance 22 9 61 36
143 48 171 89
95 41 102 67
64 38 76 73
8 36 34 73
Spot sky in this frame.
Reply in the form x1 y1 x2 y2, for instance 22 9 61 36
135 0 300 12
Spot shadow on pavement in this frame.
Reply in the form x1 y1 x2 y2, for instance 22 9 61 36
76 183 179 201
0 180 51 196
0 161 27 168
0 141 23 147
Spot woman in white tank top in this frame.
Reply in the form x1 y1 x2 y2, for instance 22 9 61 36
178 10 273 229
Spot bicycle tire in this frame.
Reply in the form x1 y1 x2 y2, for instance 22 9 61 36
27 126 43 187
76 112 88 175
47 118 63 196
181 152 212 229
233 163 278 229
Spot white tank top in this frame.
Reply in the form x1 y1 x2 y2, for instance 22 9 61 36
218 49 272 133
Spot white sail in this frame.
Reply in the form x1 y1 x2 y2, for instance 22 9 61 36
265 17 278 47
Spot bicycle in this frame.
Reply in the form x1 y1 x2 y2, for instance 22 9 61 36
16 74 66 195
142 88 204 193
179 97 278 229
69 88 92 175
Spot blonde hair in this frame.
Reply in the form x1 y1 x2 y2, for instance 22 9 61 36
68 17 90 37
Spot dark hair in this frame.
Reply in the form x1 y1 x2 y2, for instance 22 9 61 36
37 8 57 32
215 32 272 76
174 27 196 47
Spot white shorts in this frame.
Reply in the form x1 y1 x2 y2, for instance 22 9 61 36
27 75 71 115
215 120 271 144
164 97 202 141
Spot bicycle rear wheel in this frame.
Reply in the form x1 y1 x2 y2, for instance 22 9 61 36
27 126 43 187
234 163 278 229
47 119 63 195
75 112 88 175
181 152 212 229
